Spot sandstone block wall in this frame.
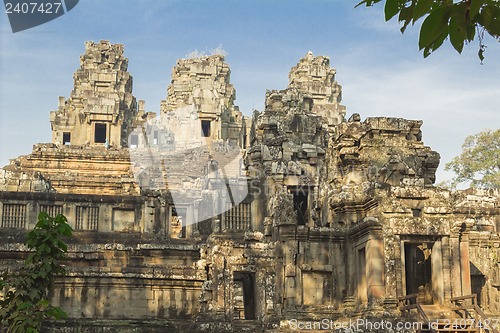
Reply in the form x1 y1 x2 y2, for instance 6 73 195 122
1 44 500 333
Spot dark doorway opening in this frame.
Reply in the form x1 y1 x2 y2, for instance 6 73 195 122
471 262 486 308
63 132 71 145
233 272 255 320
405 242 433 304
94 123 107 143
293 190 308 225
201 120 211 137
170 207 187 239
471 274 485 307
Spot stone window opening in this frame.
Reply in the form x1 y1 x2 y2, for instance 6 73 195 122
62 132 71 145
201 120 211 137
412 208 422 218
233 272 255 320
153 130 159 145
94 123 107 144
223 202 251 230
1 204 27 228
292 189 308 226
75 206 99 231
39 205 63 217
130 134 139 148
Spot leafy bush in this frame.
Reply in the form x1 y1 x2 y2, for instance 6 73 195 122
0 212 73 333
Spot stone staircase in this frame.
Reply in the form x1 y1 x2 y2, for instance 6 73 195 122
3 144 140 195
399 294 498 333
130 144 244 191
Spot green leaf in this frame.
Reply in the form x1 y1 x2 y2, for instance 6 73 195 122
423 30 448 57
465 22 476 41
17 302 34 310
385 0 400 21
355 0 383 8
478 46 485 63
37 211 48 221
399 4 415 33
449 17 465 52
413 0 433 22
28 289 41 300
419 7 449 50
37 300 49 307
46 306 67 320
2 214 72 331
481 3 500 37
469 0 485 19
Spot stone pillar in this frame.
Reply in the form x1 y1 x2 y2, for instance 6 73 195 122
460 231 472 296
251 181 264 232
396 238 405 298
367 234 385 304
346 241 356 302
441 236 452 301
192 204 199 235
450 234 462 297
431 240 444 303
275 242 284 311
329 240 344 304
357 246 367 304
384 235 398 303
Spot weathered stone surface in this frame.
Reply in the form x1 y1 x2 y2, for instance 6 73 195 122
50 40 139 148
160 54 247 147
288 51 346 127
1 45 500 333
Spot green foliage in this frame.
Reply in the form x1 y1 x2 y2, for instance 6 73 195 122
0 212 73 333
445 129 500 188
356 0 500 61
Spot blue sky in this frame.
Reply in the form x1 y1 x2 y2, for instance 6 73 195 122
0 0 499 184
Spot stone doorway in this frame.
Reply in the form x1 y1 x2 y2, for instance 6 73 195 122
404 242 433 304
170 207 187 239
233 272 255 320
94 123 107 143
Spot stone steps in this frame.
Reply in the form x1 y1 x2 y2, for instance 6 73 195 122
418 305 478 333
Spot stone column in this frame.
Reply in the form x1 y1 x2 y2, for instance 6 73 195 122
345 240 356 303
450 234 462 297
367 233 385 304
397 238 405 298
251 182 264 231
356 245 367 304
332 240 346 304
275 242 284 311
441 236 452 302
460 231 472 296
384 235 398 305
431 240 444 303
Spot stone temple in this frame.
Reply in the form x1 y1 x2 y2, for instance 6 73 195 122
1 40 499 333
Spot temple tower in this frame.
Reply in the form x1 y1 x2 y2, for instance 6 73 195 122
288 51 346 127
159 54 246 148
50 40 138 148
